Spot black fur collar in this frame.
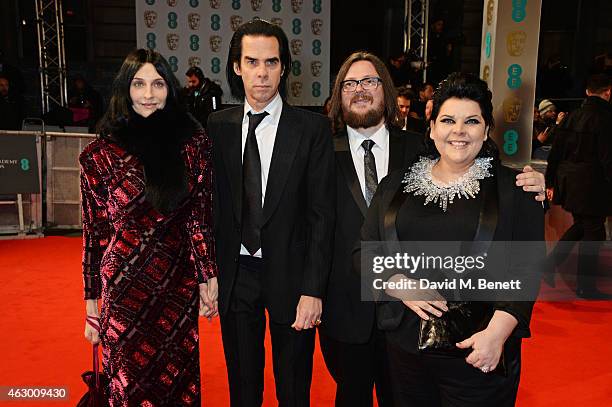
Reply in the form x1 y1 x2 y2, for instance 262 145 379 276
114 108 196 214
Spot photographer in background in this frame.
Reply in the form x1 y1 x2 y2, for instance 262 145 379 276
184 66 222 126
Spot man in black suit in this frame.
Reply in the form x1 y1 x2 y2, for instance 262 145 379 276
320 52 548 407
207 20 334 407
545 73 612 299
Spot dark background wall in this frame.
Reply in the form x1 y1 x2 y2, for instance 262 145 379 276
1 0 611 117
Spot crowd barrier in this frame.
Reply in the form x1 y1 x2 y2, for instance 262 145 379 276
0 124 96 237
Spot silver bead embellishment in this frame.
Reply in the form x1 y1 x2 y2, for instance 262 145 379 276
402 157 493 211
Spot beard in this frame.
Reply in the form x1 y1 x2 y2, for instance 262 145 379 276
342 93 385 129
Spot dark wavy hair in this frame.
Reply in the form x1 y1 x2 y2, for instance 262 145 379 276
425 72 499 159
328 51 402 134
97 48 183 136
226 19 291 99
185 66 206 84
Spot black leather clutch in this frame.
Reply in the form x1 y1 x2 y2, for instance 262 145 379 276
418 301 506 375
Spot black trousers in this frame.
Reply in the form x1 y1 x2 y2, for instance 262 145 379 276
220 256 316 407
385 337 522 407
319 327 394 407
549 213 606 290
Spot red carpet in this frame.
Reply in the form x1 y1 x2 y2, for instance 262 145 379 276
0 237 610 406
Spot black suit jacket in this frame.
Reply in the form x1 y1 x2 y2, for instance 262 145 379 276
320 126 426 344
208 102 335 324
545 96 612 215
358 161 545 352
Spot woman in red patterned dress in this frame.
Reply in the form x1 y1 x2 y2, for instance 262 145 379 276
80 49 217 406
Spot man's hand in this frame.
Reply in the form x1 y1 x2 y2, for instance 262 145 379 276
291 295 322 331
199 280 218 320
556 111 566 125
516 165 546 202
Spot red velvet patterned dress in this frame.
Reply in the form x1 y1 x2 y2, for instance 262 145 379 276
80 129 216 406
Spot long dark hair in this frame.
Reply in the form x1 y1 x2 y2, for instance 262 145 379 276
425 72 499 159
97 48 183 136
226 19 291 99
328 51 401 134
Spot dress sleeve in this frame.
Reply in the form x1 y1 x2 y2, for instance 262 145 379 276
80 148 111 300
185 130 218 283
494 183 545 338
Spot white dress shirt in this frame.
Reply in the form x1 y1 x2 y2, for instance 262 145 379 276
347 124 390 199
240 92 283 257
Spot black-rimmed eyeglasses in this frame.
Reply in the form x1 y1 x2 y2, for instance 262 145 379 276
341 77 382 92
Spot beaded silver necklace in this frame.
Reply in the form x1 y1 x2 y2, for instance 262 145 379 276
402 156 493 211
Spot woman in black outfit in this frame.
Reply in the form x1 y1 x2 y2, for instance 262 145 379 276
359 73 544 406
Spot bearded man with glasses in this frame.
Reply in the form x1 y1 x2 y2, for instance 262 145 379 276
319 51 548 407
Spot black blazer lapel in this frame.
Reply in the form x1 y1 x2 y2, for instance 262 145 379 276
263 103 303 224
334 131 368 217
388 127 406 173
222 106 244 222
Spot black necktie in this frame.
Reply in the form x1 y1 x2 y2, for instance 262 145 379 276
362 139 378 206
242 111 269 255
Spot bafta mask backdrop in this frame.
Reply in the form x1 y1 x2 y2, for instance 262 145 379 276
250 0 263 12
144 10 157 28
136 0 330 106
167 33 179 51
188 13 201 30
188 56 201 67
230 15 243 32
291 0 304 13
290 39 303 56
209 35 222 53
311 19 323 36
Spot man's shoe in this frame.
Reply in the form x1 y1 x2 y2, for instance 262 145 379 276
576 288 612 300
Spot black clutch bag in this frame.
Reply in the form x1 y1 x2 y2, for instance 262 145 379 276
418 301 506 375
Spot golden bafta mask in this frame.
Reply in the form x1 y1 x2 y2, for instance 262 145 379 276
188 13 201 30
311 61 322 77
291 82 303 98
167 0 177 6
503 96 522 123
188 56 201 67
483 65 491 82
209 0 221 9
486 0 495 26
291 0 304 13
271 17 283 27
230 15 243 32
506 31 527 57
144 11 157 28
209 35 222 53
290 39 303 56
167 33 179 51
311 19 323 36
250 0 263 11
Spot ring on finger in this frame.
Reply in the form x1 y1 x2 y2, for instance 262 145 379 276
480 366 490 373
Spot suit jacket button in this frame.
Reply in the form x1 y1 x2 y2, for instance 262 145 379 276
234 257 238 263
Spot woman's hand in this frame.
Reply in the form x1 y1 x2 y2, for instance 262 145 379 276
402 299 448 320
456 328 505 372
84 299 100 345
456 310 518 373
385 274 448 320
207 277 218 318
199 279 218 320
